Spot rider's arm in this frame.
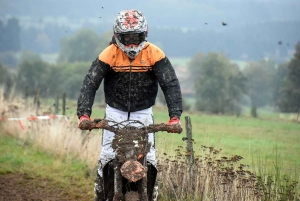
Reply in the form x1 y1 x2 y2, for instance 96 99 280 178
152 56 183 119
77 58 110 118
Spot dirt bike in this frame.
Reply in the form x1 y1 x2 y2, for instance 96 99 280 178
79 118 182 201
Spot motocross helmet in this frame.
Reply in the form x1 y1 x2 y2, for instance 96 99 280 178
113 9 148 59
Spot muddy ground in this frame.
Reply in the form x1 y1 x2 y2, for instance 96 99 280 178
0 173 92 201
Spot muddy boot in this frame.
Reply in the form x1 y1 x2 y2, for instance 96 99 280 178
94 172 106 201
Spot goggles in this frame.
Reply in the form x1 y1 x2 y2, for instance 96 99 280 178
116 32 146 46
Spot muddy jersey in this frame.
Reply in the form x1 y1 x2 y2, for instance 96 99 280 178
77 42 182 118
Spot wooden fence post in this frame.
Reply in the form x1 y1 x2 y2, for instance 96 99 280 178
24 86 28 108
62 92 66 115
183 116 195 184
34 90 40 115
55 95 59 114
184 116 194 166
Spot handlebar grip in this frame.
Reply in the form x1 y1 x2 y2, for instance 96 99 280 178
78 119 109 131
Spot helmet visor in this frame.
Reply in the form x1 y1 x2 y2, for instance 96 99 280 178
117 32 146 46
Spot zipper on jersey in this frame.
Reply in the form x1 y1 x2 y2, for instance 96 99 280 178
127 60 132 120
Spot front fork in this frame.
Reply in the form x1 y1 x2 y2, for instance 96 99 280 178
113 161 124 201
139 176 148 201
138 157 148 201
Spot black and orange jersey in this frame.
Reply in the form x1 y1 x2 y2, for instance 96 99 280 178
99 42 165 72
77 42 182 118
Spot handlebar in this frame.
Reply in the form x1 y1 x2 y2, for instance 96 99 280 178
78 119 183 134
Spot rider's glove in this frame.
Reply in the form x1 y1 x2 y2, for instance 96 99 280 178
167 116 181 125
78 114 90 127
167 117 182 133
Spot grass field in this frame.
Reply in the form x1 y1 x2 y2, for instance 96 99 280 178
1 95 300 200
75 104 300 171
14 94 300 173
82 105 300 200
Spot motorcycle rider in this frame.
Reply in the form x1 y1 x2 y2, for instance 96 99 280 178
77 9 182 201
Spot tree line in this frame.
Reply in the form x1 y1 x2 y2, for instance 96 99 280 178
187 52 299 115
0 28 299 116
1 17 299 68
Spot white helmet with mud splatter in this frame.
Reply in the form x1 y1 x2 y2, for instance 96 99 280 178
113 9 148 59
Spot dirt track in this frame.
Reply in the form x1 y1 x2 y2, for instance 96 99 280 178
0 173 91 201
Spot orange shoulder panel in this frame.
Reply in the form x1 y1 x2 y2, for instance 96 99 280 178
146 42 165 65
98 45 118 66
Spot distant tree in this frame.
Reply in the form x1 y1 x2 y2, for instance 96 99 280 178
57 29 111 63
19 50 42 63
0 20 5 52
157 81 191 111
14 51 105 99
277 42 300 112
273 62 288 109
48 62 90 98
0 52 18 68
0 18 21 52
16 58 49 95
191 52 247 115
243 59 277 116
0 63 13 97
39 63 64 97
187 52 205 86
38 61 104 100
0 63 9 84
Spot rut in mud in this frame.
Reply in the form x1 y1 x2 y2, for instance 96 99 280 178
0 173 92 201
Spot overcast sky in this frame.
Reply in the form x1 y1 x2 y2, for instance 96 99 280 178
1 0 300 30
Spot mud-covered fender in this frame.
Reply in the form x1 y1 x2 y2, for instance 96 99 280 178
101 160 158 200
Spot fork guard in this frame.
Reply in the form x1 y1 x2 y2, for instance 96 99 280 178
120 160 147 182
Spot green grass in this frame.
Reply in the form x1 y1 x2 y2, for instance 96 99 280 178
72 104 300 174
37 98 300 184
166 111 299 169
0 132 94 199
1 100 300 199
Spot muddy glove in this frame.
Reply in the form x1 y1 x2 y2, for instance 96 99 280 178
167 117 182 133
78 114 91 127
167 117 181 125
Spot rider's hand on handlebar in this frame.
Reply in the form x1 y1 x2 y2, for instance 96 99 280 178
78 114 91 127
167 117 182 133
167 117 181 125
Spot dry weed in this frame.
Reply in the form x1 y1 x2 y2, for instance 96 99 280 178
0 89 101 169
